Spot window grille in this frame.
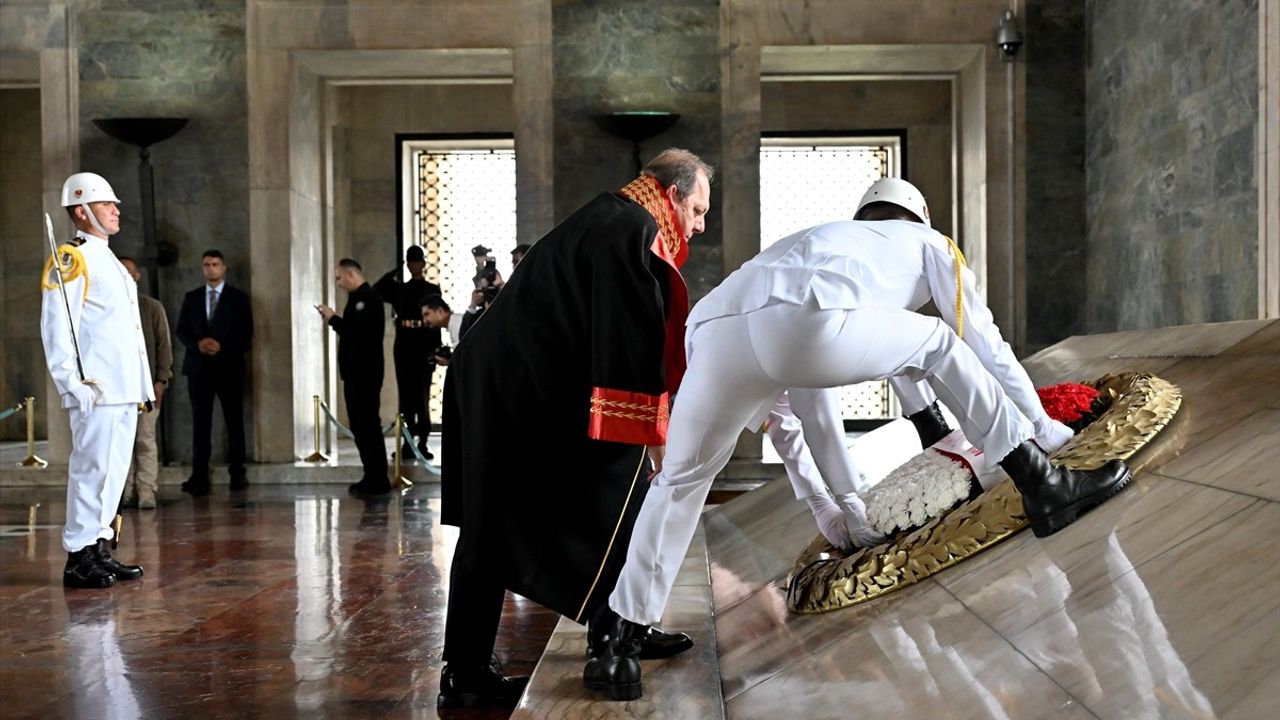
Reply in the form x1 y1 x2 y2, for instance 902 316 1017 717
406 140 516 423
759 137 902 421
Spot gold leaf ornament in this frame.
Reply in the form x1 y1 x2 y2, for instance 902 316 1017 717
785 372 1181 614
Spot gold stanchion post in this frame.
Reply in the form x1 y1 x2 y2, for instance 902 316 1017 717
392 413 412 491
304 394 329 462
26 503 40 559
17 397 47 468
111 513 123 550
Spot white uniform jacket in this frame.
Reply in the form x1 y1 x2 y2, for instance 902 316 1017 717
687 219 1046 430
41 232 155 408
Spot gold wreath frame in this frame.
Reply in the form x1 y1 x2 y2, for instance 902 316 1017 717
786 372 1183 614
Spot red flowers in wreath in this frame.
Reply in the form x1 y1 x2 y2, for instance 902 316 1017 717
1037 383 1109 432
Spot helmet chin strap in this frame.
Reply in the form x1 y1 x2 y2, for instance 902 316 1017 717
79 203 110 238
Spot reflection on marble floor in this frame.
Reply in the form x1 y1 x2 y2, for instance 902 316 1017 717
708 319 1279 720
2 320 1276 719
0 486 556 720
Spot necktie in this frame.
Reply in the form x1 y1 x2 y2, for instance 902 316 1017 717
208 288 220 321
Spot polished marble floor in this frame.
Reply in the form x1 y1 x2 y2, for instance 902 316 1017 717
0 485 556 720
705 319 1280 719
4 320 1277 720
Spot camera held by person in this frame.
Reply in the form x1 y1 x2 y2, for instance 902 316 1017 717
471 244 504 291
433 345 453 366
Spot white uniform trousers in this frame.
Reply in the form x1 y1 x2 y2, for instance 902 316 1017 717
610 302 1035 625
766 389 867 500
890 373 1075 452
63 404 138 552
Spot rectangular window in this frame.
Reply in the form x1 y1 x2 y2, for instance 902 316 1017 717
759 135 904 422
401 136 516 423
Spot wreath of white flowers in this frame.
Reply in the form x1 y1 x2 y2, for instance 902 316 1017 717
862 450 978 536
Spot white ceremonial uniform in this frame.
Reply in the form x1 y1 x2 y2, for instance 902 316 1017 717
41 231 154 552
766 389 867 501
611 219 1057 625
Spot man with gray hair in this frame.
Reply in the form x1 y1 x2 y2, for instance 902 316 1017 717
436 148 711 710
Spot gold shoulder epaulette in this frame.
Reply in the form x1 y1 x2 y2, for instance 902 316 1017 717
41 243 90 299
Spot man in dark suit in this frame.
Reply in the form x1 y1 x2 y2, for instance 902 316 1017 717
316 258 389 496
176 249 253 495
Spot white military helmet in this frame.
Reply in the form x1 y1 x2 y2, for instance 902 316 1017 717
855 177 930 228
61 172 121 237
61 172 122 207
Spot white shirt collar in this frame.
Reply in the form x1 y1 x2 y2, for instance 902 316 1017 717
206 280 226 295
75 230 108 248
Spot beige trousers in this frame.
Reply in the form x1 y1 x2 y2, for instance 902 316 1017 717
125 408 159 499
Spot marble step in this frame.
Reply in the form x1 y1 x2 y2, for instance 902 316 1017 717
511 525 726 719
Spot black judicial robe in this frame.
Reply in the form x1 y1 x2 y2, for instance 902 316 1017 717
441 191 684 623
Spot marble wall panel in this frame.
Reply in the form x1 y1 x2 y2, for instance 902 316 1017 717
0 89 46 440
1085 0 1260 333
551 0 723 303
1025 0 1087 352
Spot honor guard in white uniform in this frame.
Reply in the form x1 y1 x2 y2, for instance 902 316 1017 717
586 178 1132 699
41 172 153 589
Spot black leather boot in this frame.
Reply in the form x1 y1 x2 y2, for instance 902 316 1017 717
999 440 1132 537
436 660 529 709
907 401 952 449
64 547 116 589
583 608 644 700
93 539 143 581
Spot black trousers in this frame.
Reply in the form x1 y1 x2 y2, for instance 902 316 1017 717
393 340 434 441
188 370 246 482
344 380 388 485
442 543 507 667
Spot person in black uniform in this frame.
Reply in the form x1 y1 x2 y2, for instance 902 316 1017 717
316 258 389 496
373 245 442 460
175 249 254 495
435 148 712 710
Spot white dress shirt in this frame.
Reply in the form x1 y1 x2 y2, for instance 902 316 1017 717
205 280 225 319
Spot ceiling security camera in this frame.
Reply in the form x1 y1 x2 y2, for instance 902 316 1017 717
997 10 1024 58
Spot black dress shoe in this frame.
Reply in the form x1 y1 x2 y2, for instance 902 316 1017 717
637 626 693 659
182 479 210 497
94 539 143 580
906 400 953 449
63 547 116 589
347 479 391 497
999 440 1133 537
436 662 529 709
583 608 643 700
229 475 249 491
588 623 693 660
417 443 434 461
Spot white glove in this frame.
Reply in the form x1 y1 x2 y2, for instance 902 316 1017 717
804 493 851 549
1034 417 1075 454
65 383 99 414
836 491 886 549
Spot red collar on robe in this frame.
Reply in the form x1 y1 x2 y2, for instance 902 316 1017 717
617 175 690 396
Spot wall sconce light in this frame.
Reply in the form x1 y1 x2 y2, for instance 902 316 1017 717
593 111 681 175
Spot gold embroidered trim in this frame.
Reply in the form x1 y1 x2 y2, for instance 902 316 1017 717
589 396 670 424
619 175 682 259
